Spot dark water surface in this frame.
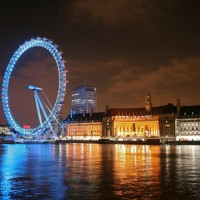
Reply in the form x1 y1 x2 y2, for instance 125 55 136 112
0 144 200 200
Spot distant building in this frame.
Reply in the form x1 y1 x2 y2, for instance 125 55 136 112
0 125 11 135
71 85 97 115
154 103 176 141
102 114 160 139
175 105 200 141
65 91 200 142
145 91 152 112
103 103 176 141
64 112 105 140
102 92 177 141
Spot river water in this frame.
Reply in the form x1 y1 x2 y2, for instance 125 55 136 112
0 143 200 200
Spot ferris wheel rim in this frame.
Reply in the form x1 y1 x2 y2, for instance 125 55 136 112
1 37 66 135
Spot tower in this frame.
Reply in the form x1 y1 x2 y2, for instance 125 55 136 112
71 85 97 115
145 91 152 112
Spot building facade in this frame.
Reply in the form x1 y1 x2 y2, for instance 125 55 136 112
71 85 97 114
175 105 200 141
102 94 177 141
64 112 105 140
67 122 102 140
102 115 160 140
65 92 200 142
0 125 11 135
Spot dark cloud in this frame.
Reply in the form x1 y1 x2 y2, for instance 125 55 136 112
61 0 172 27
107 55 200 107
67 54 200 111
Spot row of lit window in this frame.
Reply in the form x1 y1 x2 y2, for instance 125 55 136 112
68 123 101 126
68 127 101 131
180 123 199 126
69 129 101 133
68 127 101 132
177 132 200 135
72 93 80 96
179 128 198 131
68 133 101 137
115 118 158 122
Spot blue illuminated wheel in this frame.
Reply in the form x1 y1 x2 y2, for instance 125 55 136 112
1 37 66 135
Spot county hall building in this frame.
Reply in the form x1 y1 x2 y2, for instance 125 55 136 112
64 91 186 141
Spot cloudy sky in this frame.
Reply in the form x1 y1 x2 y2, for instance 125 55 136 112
0 0 200 126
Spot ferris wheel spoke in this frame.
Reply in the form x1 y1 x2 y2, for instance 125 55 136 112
34 90 43 126
38 93 61 127
41 91 53 109
35 91 49 123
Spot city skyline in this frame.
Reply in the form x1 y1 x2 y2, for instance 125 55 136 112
0 0 200 126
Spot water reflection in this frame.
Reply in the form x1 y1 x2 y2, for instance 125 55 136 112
112 145 162 199
0 144 200 199
159 145 200 199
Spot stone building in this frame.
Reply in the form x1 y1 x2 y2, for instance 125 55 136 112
102 104 176 141
64 112 105 140
102 93 177 141
175 105 200 141
64 91 200 141
0 125 11 135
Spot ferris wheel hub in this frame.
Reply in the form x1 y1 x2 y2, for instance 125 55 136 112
27 84 43 91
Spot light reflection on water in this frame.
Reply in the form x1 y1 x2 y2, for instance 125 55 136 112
0 144 200 199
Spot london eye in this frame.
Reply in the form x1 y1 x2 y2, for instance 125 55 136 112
1 37 67 137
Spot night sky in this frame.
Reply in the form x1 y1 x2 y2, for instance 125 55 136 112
0 0 200 126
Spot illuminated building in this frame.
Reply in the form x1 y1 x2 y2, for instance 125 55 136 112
175 105 200 141
155 103 176 141
65 91 200 141
103 115 160 139
0 125 11 135
102 93 177 141
103 107 160 140
64 112 105 140
71 85 97 114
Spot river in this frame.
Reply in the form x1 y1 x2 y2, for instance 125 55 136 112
0 143 200 200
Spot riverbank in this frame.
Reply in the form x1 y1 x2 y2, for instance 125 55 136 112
55 139 200 145
54 138 161 145
163 140 200 145
1 139 160 145
2 138 200 145
0 138 15 144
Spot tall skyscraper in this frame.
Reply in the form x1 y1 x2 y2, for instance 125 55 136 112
71 85 97 115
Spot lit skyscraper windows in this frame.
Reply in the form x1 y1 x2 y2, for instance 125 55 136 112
71 85 97 114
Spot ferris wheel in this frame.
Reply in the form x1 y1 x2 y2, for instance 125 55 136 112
1 37 67 136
